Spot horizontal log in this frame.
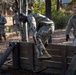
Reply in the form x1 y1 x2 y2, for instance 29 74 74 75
43 60 62 69
20 57 29 64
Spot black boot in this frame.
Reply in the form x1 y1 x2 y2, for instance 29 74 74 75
3 33 6 41
0 34 2 42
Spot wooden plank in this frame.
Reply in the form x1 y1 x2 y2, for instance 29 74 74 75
46 44 65 50
43 60 62 69
20 42 35 71
20 57 29 64
42 67 63 75
20 64 30 70
20 53 29 58
66 46 76 57
47 49 62 56
61 45 67 75
12 42 20 69
20 42 33 52
50 55 63 62
27 43 35 70
66 55 76 75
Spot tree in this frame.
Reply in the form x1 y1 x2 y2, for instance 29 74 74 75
45 0 52 43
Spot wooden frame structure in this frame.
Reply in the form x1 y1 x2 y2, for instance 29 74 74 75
12 42 76 75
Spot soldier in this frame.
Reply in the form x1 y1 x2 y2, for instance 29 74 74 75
13 10 20 35
0 10 7 42
19 13 55 72
66 6 76 46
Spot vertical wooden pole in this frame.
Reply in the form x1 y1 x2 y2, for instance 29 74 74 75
62 45 67 75
45 0 52 43
57 0 60 11
11 41 20 69
22 0 28 42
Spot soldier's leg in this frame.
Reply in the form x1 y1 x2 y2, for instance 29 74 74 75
36 26 52 60
0 30 2 42
0 34 2 42
2 29 6 41
2 33 6 41
72 38 76 46
33 26 52 73
14 24 19 35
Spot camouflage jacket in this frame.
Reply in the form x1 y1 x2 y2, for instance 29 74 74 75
0 15 7 28
13 13 20 25
66 15 76 37
27 13 54 33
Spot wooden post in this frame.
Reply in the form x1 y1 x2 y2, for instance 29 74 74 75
10 41 20 69
0 46 14 68
45 0 52 43
61 45 67 75
57 0 60 11
65 51 76 75
21 0 28 42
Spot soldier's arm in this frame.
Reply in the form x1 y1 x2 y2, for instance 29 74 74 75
66 18 72 35
12 16 15 25
27 15 37 36
3 17 7 24
0 17 7 25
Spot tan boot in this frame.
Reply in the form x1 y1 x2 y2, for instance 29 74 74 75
34 62 46 73
38 50 52 60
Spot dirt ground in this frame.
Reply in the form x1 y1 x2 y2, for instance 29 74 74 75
0 17 74 75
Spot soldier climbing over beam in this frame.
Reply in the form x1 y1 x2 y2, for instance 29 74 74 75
19 12 55 72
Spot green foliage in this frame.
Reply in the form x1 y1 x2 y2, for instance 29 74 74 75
52 10 73 29
33 1 45 15
33 0 73 30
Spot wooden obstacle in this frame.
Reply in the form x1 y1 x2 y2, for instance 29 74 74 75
12 42 76 75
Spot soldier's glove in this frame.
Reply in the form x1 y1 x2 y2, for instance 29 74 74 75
66 35 70 41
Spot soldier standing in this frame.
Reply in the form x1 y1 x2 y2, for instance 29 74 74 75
19 13 55 72
0 10 7 42
13 10 20 35
66 6 76 46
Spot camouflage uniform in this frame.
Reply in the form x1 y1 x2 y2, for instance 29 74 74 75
27 13 55 58
66 15 76 46
0 15 7 41
13 12 20 35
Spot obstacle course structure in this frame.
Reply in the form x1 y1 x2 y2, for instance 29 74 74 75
0 42 76 75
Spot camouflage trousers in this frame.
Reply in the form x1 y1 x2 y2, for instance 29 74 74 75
14 24 20 35
0 27 6 41
34 25 54 57
72 38 76 46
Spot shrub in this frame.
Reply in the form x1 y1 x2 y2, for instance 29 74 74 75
52 10 73 29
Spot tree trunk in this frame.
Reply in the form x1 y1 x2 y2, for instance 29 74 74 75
45 0 51 19
57 0 60 11
21 0 28 42
45 0 52 43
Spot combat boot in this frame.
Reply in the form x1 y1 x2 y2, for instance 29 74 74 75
34 62 46 73
0 35 2 42
38 50 52 60
3 33 6 41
